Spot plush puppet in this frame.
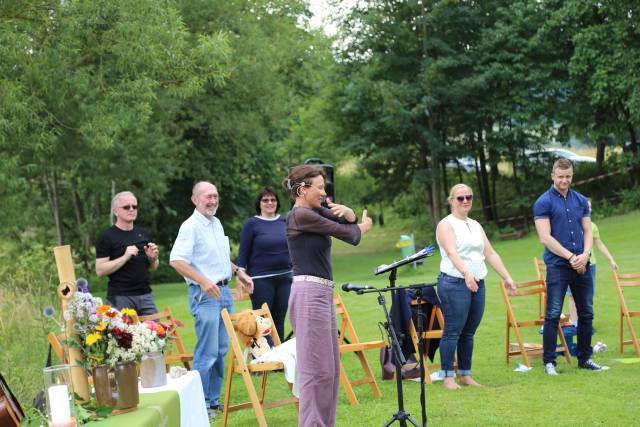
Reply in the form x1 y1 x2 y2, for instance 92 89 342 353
235 311 274 359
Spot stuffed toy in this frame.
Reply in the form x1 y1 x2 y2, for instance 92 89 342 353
235 311 274 359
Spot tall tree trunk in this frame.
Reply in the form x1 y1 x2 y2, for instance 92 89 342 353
430 153 442 222
441 159 449 201
627 121 639 185
596 140 606 170
488 148 499 222
43 170 64 245
110 180 116 226
71 188 92 271
476 132 493 222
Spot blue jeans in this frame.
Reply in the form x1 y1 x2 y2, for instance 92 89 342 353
543 265 593 365
566 264 596 297
250 272 292 343
437 273 485 377
188 284 233 407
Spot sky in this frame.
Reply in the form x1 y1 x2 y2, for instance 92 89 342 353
307 0 358 35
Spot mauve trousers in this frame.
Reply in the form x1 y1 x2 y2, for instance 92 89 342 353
288 280 339 427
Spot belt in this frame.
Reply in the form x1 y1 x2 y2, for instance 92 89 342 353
189 279 229 288
292 275 334 288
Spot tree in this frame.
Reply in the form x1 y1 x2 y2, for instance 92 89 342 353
0 0 230 266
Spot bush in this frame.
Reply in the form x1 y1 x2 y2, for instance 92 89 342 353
0 241 59 410
617 187 640 210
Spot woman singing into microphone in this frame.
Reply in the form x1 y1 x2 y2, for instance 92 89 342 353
284 165 372 427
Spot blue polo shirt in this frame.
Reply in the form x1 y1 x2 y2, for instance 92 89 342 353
533 185 590 267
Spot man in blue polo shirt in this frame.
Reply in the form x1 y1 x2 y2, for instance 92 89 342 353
533 158 608 375
170 181 254 415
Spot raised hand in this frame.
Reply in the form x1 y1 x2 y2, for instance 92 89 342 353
326 197 356 222
359 209 373 234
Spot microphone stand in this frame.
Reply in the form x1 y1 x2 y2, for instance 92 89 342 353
377 267 419 427
353 245 435 427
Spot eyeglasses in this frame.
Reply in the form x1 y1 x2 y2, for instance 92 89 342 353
119 205 138 210
261 198 277 203
456 195 473 202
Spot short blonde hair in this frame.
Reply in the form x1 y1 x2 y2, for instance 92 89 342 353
447 183 473 203
552 158 573 172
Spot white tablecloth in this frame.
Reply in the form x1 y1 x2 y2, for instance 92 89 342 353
139 371 209 427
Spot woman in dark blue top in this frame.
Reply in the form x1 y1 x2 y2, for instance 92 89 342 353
237 187 293 342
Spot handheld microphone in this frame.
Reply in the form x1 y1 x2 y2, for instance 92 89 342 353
341 283 375 293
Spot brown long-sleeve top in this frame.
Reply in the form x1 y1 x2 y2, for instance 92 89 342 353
286 206 361 281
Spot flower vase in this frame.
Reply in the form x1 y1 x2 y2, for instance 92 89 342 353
91 365 116 408
140 351 167 388
114 361 139 411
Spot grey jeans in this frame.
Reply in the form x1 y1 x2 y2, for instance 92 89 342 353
107 293 158 316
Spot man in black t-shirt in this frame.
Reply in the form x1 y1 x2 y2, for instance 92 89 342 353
95 191 159 315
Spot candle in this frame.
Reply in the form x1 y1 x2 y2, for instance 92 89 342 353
48 384 71 423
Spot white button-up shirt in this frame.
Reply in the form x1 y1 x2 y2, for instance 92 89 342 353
170 209 232 286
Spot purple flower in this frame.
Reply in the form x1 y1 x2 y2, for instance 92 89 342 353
76 278 89 293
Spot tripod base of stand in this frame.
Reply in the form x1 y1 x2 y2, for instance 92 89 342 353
383 410 420 427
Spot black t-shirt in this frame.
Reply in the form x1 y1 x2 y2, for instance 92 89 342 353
95 225 152 297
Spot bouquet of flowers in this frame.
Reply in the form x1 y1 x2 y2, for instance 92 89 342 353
63 290 169 368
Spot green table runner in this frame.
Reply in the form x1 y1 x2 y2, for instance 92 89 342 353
87 390 180 427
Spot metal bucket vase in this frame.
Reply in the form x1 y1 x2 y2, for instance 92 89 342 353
113 361 139 411
91 365 116 408
140 351 167 388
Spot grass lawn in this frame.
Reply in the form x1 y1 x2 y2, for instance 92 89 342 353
147 210 640 427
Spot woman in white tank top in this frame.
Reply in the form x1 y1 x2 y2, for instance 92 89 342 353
435 184 517 389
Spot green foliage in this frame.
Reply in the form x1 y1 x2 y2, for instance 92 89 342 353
617 187 640 211
0 0 231 267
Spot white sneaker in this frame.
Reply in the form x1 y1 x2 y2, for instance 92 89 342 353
544 363 558 376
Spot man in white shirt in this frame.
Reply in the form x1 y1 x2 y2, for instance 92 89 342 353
170 181 253 413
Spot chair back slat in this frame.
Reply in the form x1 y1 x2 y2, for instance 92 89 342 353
619 281 640 287
533 257 546 281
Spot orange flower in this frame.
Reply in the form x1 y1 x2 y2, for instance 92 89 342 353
96 305 112 315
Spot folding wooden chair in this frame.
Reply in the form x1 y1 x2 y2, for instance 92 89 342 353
334 293 385 405
138 307 193 370
221 303 298 427
407 299 447 384
47 332 68 364
500 279 572 367
612 271 640 356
